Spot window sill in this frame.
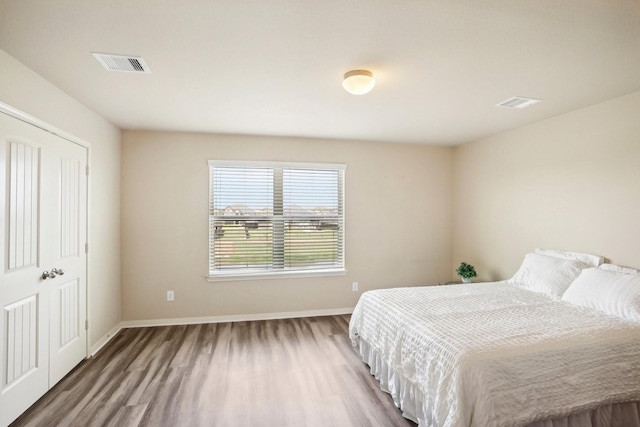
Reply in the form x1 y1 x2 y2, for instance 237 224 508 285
206 268 347 282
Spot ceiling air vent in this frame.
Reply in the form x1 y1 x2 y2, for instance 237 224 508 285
92 53 151 73
496 97 541 109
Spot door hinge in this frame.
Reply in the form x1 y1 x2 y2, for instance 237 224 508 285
85 242 88 254
86 165 89 176
85 320 89 330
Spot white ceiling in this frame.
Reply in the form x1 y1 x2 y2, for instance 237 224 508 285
1 0 639 146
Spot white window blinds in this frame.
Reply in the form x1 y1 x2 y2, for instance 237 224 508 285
208 161 345 278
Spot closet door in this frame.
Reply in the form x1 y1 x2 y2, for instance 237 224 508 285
45 124 87 387
0 112 88 426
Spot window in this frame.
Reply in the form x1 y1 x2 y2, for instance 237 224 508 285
208 160 345 280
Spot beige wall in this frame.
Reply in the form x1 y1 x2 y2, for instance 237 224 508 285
452 91 640 282
121 131 453 321
0 49 122 348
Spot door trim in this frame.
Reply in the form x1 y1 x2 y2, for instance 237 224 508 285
0 100 92 358
0 102 90 148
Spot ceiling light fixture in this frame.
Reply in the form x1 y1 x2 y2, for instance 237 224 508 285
342 70 375 95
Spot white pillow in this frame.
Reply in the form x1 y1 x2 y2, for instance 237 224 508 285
535 248 604 267
563 267 640 321
508 253 588 297
599 263 640 275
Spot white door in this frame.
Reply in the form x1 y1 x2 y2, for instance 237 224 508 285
0 112 88 426
46 129 87 387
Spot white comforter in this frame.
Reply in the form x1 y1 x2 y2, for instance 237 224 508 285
349 282 640 427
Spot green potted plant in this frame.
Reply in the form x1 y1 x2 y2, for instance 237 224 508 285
456 262 477 283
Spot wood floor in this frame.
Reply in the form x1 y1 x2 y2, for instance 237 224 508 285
11 315 415 427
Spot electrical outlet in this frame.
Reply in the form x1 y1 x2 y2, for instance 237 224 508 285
352 282 358 291
167 291 174 301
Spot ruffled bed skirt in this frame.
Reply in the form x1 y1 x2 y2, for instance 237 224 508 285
355 337 640 427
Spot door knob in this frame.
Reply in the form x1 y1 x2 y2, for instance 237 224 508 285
41 268 65 280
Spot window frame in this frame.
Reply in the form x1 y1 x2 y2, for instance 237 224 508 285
207 160 347 282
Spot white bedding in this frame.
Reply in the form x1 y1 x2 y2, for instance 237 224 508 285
349 282 640 427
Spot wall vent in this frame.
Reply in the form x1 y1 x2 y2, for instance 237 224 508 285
496 97 541 109
92 53 151 73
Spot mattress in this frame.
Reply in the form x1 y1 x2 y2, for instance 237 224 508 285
349 282 640 427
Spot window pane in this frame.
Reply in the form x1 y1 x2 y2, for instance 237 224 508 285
212 167 273 213
284 219 342 268
283 169 339 213
211 218 273 270
283 168 342 270
211 166 274 271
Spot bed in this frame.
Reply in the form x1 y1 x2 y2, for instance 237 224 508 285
349 250 640 427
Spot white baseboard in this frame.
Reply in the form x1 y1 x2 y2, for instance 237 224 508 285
89 322 124 357
121 307 354 329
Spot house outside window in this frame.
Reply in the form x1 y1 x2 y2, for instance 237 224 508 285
207 160 346 280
